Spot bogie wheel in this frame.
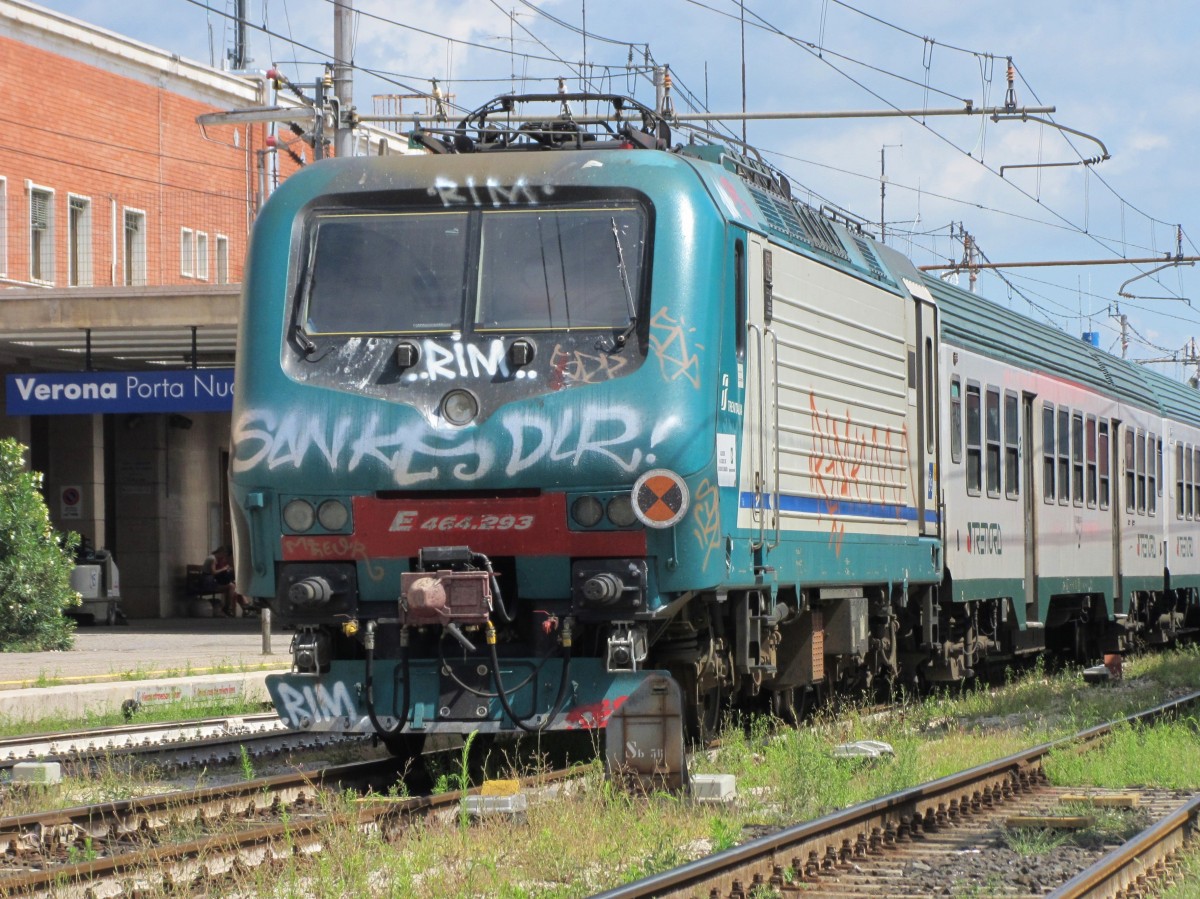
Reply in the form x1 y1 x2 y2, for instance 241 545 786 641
671 666 724 747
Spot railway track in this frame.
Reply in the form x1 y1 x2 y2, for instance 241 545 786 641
593 690 1200 899
0 713 366 772
0 758 574 898
1051 792 1200 899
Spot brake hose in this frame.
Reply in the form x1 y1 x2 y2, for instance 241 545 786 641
364 621 410 739
486 619 573 733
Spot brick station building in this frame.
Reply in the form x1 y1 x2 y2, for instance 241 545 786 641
0 0 406 617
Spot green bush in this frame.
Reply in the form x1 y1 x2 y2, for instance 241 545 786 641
0 438 78 650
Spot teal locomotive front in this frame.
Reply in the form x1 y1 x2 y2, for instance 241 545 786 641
231 147 749 748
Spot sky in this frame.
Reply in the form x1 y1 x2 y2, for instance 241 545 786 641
31 0 1200 382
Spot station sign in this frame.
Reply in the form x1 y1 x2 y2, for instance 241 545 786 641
5 369 234 415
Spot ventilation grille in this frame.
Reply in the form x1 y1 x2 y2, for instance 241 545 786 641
852 235 888 282
746 184 848 261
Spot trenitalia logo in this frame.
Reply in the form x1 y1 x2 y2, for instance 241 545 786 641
6 370 234 415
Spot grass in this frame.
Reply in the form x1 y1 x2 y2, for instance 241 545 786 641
16 659 283 690
11 646 1200 897
0 695 271 739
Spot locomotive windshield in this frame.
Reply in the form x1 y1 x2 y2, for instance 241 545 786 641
475 207 643 331
301 204 645 336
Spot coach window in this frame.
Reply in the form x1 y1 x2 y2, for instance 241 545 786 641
1071 413 1084 506
966 384 982 495
950 378 962 464
1187 446 1195 519
1042 403 1056 503
1185 446 1195 518
1098 422 1111 510
1125 430 1136 514
986 387 1001 497
1086 415 1098 508
1058 408 1071 506
1156 436 1163 506
1178 444 1186 519
1004 391 1019 499
1136 430 1147 514
1148 435 1158 516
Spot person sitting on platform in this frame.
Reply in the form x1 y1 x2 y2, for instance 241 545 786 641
201 546 245 617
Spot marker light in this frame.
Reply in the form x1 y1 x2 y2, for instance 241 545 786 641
571 495 604 528
606 494 638 527
283 499 315 532
317 499 349 531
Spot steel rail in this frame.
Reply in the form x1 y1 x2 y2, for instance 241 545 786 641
0 757 400 861
1049 793 1200 898
590 689 1200 899
0 711 286 766
0 764 576 898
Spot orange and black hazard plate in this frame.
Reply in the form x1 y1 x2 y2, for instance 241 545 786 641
631 469 690 529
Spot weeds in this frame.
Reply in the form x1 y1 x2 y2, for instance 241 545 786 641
238 744 256 781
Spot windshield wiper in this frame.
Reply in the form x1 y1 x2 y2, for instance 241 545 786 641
605 216 638 352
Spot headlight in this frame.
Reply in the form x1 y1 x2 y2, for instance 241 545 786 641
571 495 604 527
441 389 479 426
317 499 349 531
283 499 315 532
606 495 637 527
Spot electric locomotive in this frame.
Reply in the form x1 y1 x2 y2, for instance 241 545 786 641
229 91 1197 763
229 92 951 759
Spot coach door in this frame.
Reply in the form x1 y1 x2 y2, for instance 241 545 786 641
1110 420 1124 614
914 297 940 537
1022 395 1038 613
745 236 778 551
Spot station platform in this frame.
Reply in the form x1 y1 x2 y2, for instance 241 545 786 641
0 617 290 723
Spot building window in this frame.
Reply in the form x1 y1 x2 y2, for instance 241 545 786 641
949 378 962 464
1086 415 1098 508
1058 408 1070 506
1072 413 1084 506
29 185 54 284
1004 392 1019 499
180 228 194 277
124 208 147 286
1043 403 1056 503
67 195 92 287
196 232 209 281
966 384 981 496
216 234 229 284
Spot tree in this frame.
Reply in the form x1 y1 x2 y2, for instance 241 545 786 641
0 438 78 650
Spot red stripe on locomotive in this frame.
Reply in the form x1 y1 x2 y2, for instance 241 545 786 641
281 493 647 560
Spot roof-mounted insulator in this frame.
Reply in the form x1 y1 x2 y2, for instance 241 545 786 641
431 79 448 122
1004 57 1017 112
661 66 676 120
